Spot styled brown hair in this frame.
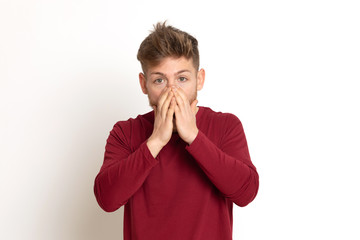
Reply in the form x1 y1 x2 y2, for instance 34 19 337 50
137 22 200 73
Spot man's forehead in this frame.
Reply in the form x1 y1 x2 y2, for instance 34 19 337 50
145 56 196 74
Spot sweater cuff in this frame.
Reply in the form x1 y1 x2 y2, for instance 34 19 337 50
140 141 159 167
186 130 206 152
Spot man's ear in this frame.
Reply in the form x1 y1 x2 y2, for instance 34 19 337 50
139 73 148 94
196 68 205 91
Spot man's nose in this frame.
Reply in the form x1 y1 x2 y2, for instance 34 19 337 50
167 79 176 88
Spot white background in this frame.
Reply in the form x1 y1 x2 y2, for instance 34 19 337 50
1 0 359 239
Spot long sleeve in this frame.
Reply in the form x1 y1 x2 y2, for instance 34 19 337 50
94 108 257 239
94 122 158 212
186 113 259 207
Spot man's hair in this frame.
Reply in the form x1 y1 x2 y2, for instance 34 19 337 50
137 22 200 73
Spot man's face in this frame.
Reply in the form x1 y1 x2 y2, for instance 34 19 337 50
139 57 205 108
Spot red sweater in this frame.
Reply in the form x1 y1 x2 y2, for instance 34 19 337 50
94 107 259 240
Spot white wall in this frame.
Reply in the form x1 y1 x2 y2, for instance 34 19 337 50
1 0 359 239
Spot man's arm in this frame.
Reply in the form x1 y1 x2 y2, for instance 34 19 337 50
94 125 158 212
146 87 176 157
94 87 175 212
186 114 259 207
173 86 259 206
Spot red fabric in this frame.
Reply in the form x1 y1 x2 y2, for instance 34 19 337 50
94 107 259 240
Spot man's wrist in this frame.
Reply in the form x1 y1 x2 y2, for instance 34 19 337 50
146 136 165 158
185 128 199 145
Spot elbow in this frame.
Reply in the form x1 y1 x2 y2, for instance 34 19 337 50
94 179 123 213
233 170 259 207
98 203 118 213
100 204 119 213
95 196 119 213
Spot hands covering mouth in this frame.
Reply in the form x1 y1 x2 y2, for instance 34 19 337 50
147 86 198 157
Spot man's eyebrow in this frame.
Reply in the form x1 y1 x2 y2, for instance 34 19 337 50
175 70 191 75
150 72 166 76
149 70 191 76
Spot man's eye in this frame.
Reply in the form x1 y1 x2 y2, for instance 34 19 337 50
178 77 187 82
154 79 164 84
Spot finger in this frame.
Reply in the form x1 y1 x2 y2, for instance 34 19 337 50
161 91 174 118
157 87 171 109
172 87 186 110
190 99 198 114
173 86 188 103
174 102 180 118
158 87 171 106
173 88 194 116
166 97 176 121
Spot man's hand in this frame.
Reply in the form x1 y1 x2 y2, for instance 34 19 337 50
147 87 176 158
173 86 199 145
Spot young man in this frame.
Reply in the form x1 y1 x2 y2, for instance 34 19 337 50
94 22 259 240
